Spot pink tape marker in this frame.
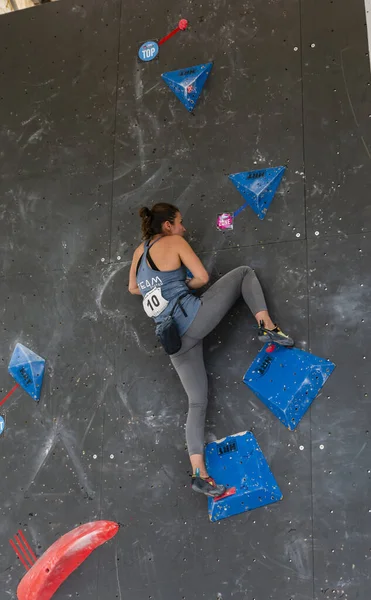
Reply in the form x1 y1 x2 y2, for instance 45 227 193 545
216 212 234 231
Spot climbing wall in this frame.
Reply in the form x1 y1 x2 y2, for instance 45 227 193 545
0 0 370 598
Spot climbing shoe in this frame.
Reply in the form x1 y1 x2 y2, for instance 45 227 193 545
191 469 226 498
257 321 294 347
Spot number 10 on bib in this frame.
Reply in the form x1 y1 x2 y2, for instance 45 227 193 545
143 287 169 318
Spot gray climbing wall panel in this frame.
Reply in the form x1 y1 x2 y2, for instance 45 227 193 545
0 0 370 599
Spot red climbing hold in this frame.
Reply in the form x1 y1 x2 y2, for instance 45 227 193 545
17 521 119 600
213 487 237 502
265 344 276 353
179 19 188 30
159 18 188 46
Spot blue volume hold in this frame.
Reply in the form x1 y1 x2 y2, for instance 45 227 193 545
229 166 286 220
243 344 335 430
8 343 45 401
205 431 283 522
161 62 213 112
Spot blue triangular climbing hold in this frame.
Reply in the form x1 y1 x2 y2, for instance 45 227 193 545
229 166 286 220
243 344 335 430
205 431 282 522
8 343 45 401
161 62 213 112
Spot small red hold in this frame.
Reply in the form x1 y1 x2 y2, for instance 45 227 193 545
187 84 195 93
179 19 188 31
266 344 276 353
213 486 237 502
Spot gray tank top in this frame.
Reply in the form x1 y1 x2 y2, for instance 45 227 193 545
136 238 201 336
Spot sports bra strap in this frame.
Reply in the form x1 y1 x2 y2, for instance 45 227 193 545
145 236 163 270
147 236 163 250
136 237 163 275
146 250 158 271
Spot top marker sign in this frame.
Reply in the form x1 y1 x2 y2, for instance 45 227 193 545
138 19 189 62
138 41 159 62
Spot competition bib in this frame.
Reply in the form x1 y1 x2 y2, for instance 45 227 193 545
143 287 169 318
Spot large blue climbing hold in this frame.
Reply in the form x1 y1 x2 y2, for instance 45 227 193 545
229 166 286 220
243 344 335 430
205 431 283 522
161 62 213 112
8 343 45 401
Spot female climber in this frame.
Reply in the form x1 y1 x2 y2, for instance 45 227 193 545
128 202 294 498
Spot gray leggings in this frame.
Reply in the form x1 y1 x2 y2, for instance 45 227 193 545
170 266 267 456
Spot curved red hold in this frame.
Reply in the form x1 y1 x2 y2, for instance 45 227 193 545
17 521 119 600
213 487 237 502
178 19 188 30
265 344 276 353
